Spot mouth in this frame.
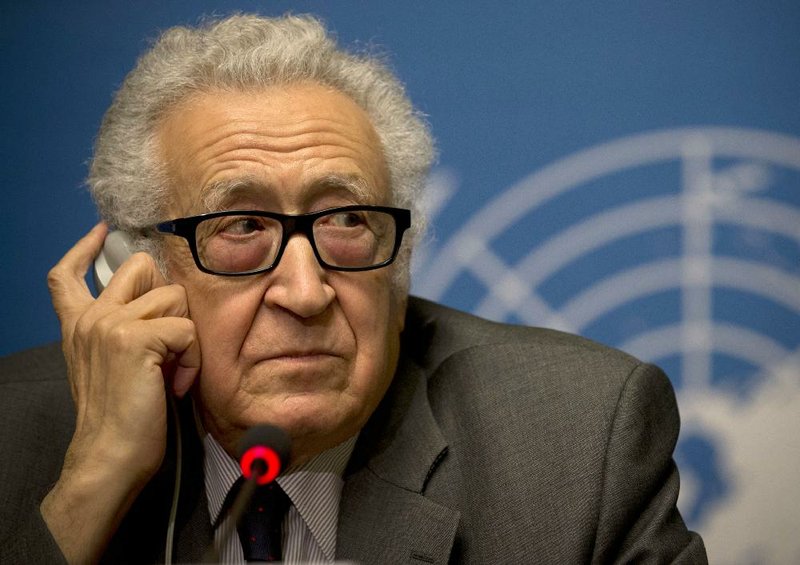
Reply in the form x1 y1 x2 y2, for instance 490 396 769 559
271 347 340 357
245 351 347 393
272 352 337 363
257 350 345 365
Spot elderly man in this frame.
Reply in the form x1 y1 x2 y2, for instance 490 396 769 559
0 13 706 564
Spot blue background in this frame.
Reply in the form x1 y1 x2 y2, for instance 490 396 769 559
2 1 798 353
3 2 799 561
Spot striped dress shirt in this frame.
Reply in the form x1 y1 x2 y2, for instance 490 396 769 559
203 432 356 563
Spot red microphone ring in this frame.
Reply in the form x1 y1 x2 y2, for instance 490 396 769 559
240 446 282 485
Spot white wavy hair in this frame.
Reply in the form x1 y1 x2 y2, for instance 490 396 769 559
88 13 435 291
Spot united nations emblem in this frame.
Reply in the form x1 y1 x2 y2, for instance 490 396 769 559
413 127 800 563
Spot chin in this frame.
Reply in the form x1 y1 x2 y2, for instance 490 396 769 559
244 391 361 458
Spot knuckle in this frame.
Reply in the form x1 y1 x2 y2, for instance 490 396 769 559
161 284 189 315
46 264 65 292
178 317 196 334
106 323 135 348
167 283 188 302
127 251 157 273
130 250 154 266
91 313 119 339
171 317 197 346
73 311 96 338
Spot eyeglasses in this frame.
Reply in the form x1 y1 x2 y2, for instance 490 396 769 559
155 205 411 276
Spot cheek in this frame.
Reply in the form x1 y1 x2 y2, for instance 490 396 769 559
189 290 263 408
337 271 404 392
182 278 263 374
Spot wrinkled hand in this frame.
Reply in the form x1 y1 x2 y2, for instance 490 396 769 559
41 223 201 564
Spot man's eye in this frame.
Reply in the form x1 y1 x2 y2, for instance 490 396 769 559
329 212 366 228
220 217 264 236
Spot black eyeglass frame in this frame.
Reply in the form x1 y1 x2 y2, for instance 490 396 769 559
155 205 411 276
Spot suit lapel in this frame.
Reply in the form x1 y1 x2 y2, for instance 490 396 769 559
337 355 459 564
337 471 459 564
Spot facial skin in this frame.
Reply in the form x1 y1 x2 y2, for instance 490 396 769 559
156 83 406 464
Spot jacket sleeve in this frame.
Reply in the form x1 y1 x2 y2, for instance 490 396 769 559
0 345 72 565
591 362 707 564
1 504 69 565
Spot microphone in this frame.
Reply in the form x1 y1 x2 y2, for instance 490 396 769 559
203 424 291 563
238 424 292 484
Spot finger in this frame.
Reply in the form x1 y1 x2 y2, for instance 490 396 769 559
48 223 109 319
143 317 201 371
110 283 191 322
142 317 202 397
100 251 170 306
174 323 202 398
171 365 200 398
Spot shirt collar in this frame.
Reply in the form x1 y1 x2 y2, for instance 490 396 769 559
203 431 357 560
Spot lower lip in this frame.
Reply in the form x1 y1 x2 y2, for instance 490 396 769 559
266 353 339 364
253 355 343 389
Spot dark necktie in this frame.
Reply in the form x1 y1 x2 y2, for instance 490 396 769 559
227 478 292 562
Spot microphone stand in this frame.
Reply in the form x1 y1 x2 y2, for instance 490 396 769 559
200 425 290 563
203 475 260 563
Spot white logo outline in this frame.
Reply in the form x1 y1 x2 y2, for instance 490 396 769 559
413 126 800 563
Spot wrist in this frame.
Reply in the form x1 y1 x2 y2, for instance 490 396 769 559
66 416 166 485
40 435 159 564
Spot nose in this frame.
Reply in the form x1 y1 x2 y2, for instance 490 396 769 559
262 234 335 318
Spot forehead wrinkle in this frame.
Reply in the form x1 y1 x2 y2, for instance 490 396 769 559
201 114 374 156
199 173 379 213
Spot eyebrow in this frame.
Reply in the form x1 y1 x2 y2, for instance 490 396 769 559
200 177 260 211
311 173 374 202
199 173 376 212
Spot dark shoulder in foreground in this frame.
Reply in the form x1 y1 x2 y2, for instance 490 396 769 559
0 342 75 560
0 341 73 441
0 342 67 385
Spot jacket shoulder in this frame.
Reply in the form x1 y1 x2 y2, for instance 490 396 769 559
0 342 67 385
404 296 641 383
402 299 692 562
0 343 74 556
0 342 72 421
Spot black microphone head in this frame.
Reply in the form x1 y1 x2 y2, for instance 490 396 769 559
237 424 291 485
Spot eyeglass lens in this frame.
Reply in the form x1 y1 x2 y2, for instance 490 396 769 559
195 209 398 274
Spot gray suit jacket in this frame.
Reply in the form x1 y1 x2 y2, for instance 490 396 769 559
0 297 706 563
